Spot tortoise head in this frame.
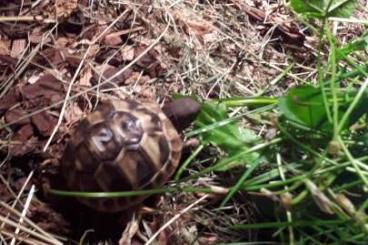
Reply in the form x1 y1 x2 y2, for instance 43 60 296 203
162 97 200 132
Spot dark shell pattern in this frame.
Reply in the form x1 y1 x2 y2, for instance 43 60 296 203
61 99 182 212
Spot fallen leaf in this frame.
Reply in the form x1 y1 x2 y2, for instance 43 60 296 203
92 64 133 88
0 54 18 71
119 218 139 245
63 103 84 125
31 111 58 137
95 48 124 66
10 39 26 58
103 32 123 46
55 0 78 19
79 66 93 87
134 44 165 77
29 27 52 44
0 39 10 56
10 124 36 156
12 124 34 142
243 5 306 46
120 45 135 61
28 73 43 85
0 88 21 115
4 107 31 126
21 74 64 102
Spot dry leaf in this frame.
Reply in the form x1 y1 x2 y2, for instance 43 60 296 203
28 73 43 85
0 88 21 115
29 27 51 44
103 32 123 46
63 103 84 125
31 111 58 137
92 64 133 87
305 180 334 215
10 124 36 156
4 107 31 126
55 0 78 19
79 66 93 87
243 5 306 46
120 45 135 61
0 39 10 56
21 74 64 101
119 218 139 245
103 27 145 46
173 10 215 46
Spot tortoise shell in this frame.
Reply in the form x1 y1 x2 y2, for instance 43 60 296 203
61 98 182 212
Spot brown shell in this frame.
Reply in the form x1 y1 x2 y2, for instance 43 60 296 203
61 98 182 212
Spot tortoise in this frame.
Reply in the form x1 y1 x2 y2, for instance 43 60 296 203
60 97 200 213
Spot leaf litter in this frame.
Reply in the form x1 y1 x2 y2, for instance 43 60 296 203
0 0 367 244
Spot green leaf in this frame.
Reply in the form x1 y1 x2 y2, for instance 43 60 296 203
279 86 332 132
194 102 260 171
336 34 368 61
289 0 357 19
289 0 324 18
278 85 368 133
278 85 331 130
327 0 357 18
345 90 368 127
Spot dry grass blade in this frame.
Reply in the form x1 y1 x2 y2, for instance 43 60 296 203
0 215 62 245
1 229 50 245
0 171 33 230
0 202 65 244
10 185 35 245
0 15 56 23
0 174 62 245
144 194 209 245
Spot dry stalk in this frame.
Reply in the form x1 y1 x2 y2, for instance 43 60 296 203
0 171 33 230
0 202 65 244
144 194 209 245
10 185 35 245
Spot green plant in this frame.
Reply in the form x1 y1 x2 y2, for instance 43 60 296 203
187 0 368 244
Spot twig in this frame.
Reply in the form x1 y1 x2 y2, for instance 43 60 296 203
0 15 56 23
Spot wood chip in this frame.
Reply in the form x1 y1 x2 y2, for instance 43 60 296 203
10 39 26 58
